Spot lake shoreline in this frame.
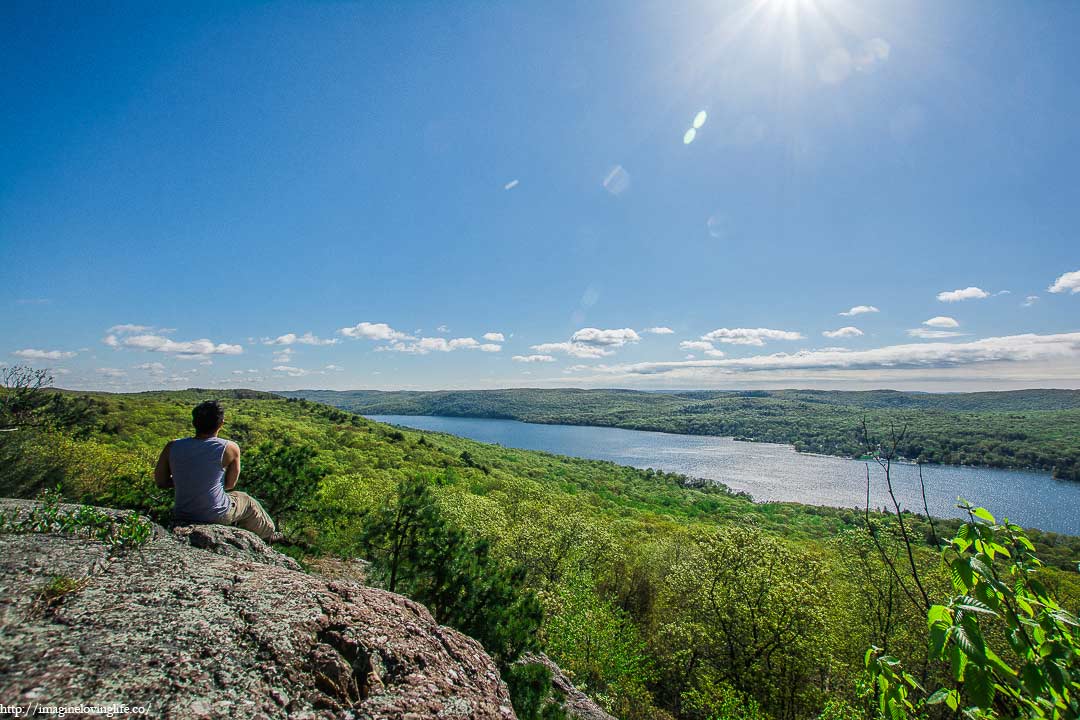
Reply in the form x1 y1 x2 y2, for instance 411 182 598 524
366 414 1079 535
368 411 1063 483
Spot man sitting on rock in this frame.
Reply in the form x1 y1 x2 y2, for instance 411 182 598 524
154 400 279 542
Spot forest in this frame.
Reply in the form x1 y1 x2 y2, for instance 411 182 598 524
1 377 1078 719
282 388 1080 481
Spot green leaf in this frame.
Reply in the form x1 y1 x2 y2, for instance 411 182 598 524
954 618 986 664
965 664 995 708
926 688 950 705
984 646 1017 678
1020 663 1044 695
950 642 968 681
1028 578 1051 602
950 559 974 592
901 671 923 692
955 595 997 615
972 507 996 525
970 556 994 581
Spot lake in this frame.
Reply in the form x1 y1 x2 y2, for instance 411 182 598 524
367 414 1080 535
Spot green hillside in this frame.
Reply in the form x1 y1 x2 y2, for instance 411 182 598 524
281 388 1080 480
2 388 1078 719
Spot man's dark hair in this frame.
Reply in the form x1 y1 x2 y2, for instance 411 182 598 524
192 400 225 434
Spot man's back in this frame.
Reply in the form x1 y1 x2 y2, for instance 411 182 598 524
170 436 231 522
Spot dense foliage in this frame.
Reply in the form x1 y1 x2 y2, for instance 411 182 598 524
284 388 1080 480
867 503 1079 718
357 474 543 668
1 383 1077 719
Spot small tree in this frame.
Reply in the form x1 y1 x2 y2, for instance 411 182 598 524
0 365 54 431
866 503 1080 718
241 441 328 518
0 365 101 434
358 475 544 701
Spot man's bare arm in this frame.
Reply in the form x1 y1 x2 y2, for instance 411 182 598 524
154 441 174 489
223 441 241 491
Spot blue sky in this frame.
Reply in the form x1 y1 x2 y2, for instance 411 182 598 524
2 0 1078 391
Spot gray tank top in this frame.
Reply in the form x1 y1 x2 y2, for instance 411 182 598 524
170 437 232 522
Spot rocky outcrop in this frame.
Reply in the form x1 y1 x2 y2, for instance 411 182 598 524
516 653 618 720
172 522 302 571
0 500 515 719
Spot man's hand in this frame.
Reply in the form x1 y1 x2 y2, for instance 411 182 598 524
154 440 174 489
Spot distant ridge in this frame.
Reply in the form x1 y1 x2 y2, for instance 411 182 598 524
277 388 1080 480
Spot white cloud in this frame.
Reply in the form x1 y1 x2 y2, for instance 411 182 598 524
103 331 242 357
232 369 259 375
135 362 166 372
907 328 966 339
274 365 336 377
437 325 450 333
923 316 959 328
513 354 556 363
1048 269 1080 294
532 342 612 359
532 327 642 359
1023 295 1040 307
595 332 1080 376
264 332 338 346
272 365 311 377
382 336 498 355
13 349 77 360
822 326 863 339
644 327 675 335
839 305 879 317
571 327 641 347
504 179 519 191
273 347 294 363
483 332 505 342
937 287 989 302
324 364 344 372
679 340 725 358
97 367 126 378
701 327 804 346
339 322 412 341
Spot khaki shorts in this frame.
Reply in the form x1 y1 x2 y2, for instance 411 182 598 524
216 491 276 541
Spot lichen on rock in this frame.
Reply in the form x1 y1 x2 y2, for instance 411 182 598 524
0 499 516 719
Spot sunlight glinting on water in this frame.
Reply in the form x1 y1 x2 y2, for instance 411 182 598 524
368 415 1080 536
